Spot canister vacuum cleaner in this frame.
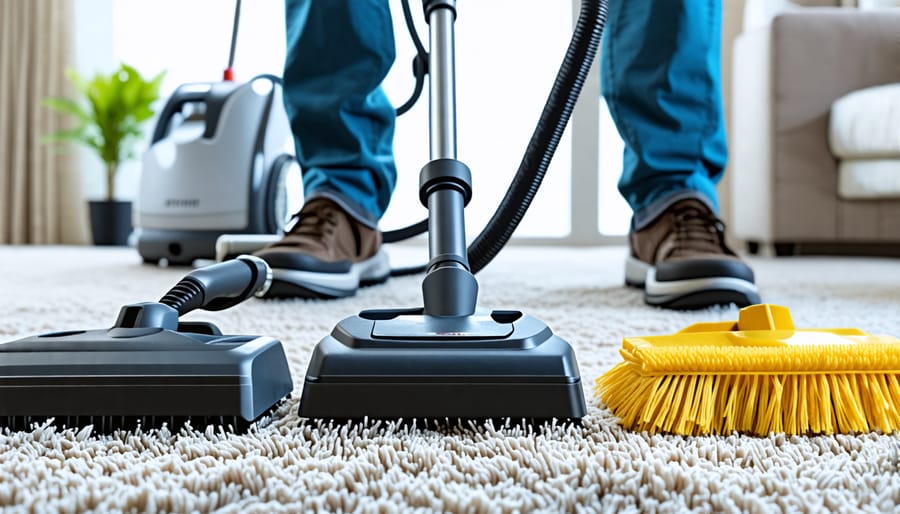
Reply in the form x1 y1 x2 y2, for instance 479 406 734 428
134 1 301 265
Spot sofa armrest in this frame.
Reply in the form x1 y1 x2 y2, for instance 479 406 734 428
774 8 900 241
732 8 900 243
772 9 900 137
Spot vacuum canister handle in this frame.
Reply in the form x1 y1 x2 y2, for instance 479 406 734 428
151 87 210 144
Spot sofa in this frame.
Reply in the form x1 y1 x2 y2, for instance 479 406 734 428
730 8 900 255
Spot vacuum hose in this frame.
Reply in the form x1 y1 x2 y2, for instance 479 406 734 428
160 255 272 316
466 0 607 273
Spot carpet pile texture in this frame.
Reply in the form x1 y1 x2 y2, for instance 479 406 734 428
1 245 899 512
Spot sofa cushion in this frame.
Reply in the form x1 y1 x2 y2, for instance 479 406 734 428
829 83 900 158
838 158 900 199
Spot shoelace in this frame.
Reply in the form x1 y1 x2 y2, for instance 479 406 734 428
283 204 340 241
669 205 728 258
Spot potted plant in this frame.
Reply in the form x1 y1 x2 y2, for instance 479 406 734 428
44 63 165 245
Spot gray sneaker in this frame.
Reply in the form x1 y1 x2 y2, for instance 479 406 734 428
624 199 760 309
254 198 390 299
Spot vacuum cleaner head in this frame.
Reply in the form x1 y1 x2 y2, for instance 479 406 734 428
0 329 290 432
298 309 586 421
0 256 293 433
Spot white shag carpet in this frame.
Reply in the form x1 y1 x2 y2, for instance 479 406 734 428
1 244 900 513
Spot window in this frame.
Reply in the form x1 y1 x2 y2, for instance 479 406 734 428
382 0 573 238
597 99 630 235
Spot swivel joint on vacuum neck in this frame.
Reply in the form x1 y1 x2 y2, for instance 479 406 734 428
418 158 472 207
418 158 478 317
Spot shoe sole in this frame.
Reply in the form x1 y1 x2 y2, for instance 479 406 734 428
263 249 391 299
625 256 761 309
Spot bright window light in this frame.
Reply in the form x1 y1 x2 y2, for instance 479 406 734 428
597 99 630 235
381 0 573 238
112 0 286 93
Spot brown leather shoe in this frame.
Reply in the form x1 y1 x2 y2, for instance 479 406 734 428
625 199 760 309
254 198 389 299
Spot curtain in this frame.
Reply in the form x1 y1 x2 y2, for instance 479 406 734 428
0 0 89 244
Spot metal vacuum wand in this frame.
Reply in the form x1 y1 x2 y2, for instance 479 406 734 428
419 0 479 317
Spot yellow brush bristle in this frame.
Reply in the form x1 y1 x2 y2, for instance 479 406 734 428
595 305 900 436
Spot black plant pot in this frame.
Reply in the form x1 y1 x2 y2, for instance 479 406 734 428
89 200 133 246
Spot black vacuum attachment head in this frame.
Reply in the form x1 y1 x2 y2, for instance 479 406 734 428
0 256 293 433
298 309 586 421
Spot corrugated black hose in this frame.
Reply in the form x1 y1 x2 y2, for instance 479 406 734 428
466 0 608 274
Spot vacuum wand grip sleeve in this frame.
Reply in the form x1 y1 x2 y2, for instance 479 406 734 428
159 255 271 315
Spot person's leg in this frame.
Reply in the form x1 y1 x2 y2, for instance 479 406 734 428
255 0 396 299
283 0 397 224
601 0 759 309
603 0 725 215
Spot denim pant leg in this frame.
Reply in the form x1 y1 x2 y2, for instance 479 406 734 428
601 0 727 227
283 0 397 225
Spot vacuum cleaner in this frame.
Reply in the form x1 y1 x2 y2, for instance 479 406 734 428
0 256 293 432
134 0 300 265
296 0 608 421
0 0 604 430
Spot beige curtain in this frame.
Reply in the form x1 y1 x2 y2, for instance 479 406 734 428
0 0 89 244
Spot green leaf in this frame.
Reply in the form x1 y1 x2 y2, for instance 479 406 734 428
150 70 166 91
88 73 111 115
41 126 103 154
42 97 90 122
132 105 155 122
41 127 86 144
44 62 166 198
120 67 141 111
64 68 89 95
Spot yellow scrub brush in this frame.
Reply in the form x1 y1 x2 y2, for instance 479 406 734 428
595 304 900 436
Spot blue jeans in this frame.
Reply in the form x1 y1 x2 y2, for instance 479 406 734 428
283 0 725 226
283 0 396 226
601 0 726 228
